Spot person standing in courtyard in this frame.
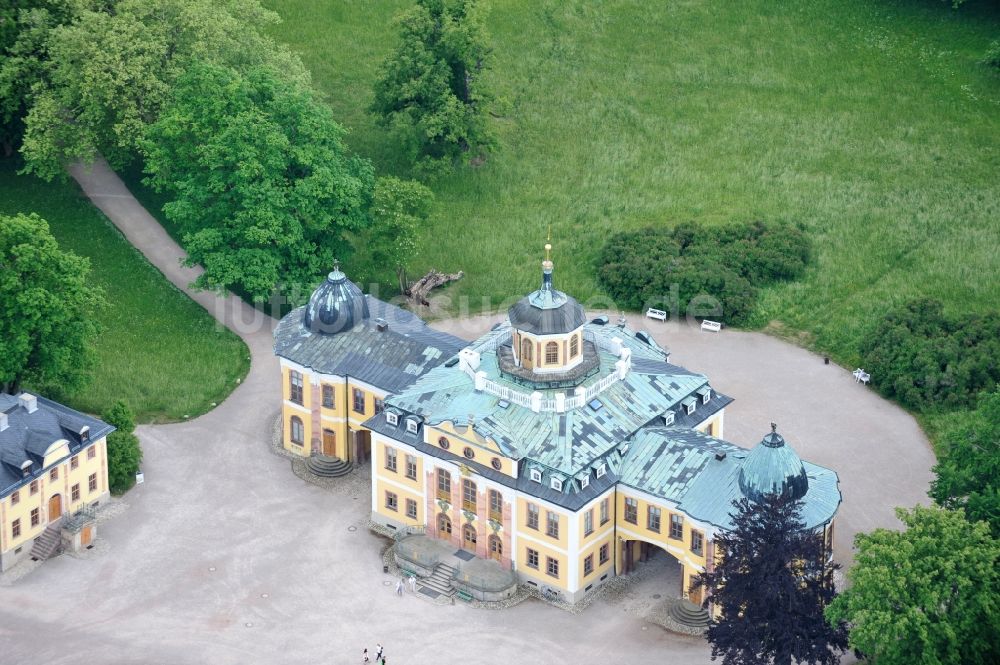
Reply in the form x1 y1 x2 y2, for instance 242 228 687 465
362 647 369 663
395 577 404 596
408 573 416 593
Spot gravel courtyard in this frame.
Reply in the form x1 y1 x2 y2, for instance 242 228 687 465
0 162 936 664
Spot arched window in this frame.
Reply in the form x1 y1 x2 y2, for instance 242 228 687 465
569 335 579 358
521 338 532 361
545 341 559 364
438 513 452 535
463 523 477 548
290 416 304 445
489 534 502 561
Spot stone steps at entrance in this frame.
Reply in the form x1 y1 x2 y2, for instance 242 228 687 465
419 562 456 597
306 455 353 478
30 522 63 561
668 598 712 628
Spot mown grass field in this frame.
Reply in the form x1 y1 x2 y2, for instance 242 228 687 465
0 158 249 423
261 0 1000 367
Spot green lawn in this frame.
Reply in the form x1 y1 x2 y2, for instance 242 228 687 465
0 158 249 423
261 0 1000 366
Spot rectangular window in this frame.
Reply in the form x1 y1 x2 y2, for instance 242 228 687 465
30 480 38 495
11 490 18 505
624 497 638 524
546 556 559 578
489 489 502 522
691 530 704 556
12 518 20 539
526 547 539 569
647 506 661 533
88 446 96 460
462 479 477 512
385 446 397 472
546 511 560 539
71 455 79 470
88 473 97 492
352 388 365 413
72 484 80 502
599 543 610 565
50 467 58 481
289 370 304 404
322 384 335 408
526 503 539 530
405 498 417 520
670 513 684 540
30 508 40 527
436 469 451 500
385 491 398 512
584 554 594 576
374 398 385 414
405 454 417 480
584 509 594 536
600 498 609 525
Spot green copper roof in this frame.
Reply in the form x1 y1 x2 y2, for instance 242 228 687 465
738 426 809 503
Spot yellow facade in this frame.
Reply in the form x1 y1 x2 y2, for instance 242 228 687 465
1 436 108 567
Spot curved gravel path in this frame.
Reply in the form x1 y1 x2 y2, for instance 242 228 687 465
0 159 934 664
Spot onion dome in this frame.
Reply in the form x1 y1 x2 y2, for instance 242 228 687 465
303 262 369 334
738 423 809 503
508 244 586 335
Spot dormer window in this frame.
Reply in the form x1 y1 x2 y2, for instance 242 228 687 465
698 387 712 405
386 412 399 426
579 475 590 489
550 477 563 492
529 468 542 483
405 418 419 434
595 464 606 478
80 426 90 441
682 396 697 415
663 411 675 426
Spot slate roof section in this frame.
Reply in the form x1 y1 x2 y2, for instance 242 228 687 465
0 394 115 497
273 296 466 394
621 428 841 531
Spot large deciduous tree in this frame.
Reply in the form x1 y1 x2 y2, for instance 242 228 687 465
371 0 493 170
930 390 1000 537
101 399 142 495
692 495 847 665
13 0 307 180
142 62 375 302
826 506 1000 665
0 212 105 396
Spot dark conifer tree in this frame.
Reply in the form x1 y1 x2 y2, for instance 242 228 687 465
692 494 848 665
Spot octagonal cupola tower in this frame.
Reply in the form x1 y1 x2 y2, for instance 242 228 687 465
738 423 810 503
507 243 587 374
303 261 370 335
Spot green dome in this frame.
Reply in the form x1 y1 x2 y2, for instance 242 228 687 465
738 425 809 503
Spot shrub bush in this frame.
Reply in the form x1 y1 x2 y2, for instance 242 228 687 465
859 299 1000 411
596 221 810 325
102 400 142 495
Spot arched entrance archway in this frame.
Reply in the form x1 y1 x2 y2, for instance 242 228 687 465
521 338 533 370
48 494 62 520
462 523 477 551
621 538 686 599
488 534 502 561
437 513 452 537
322 429 336 457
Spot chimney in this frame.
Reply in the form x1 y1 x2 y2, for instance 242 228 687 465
19 393 38 414
0 412 7 432
375 317 388 332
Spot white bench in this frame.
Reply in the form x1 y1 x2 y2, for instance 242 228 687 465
853 368 871 385
701 319 722 332
646 307 667 322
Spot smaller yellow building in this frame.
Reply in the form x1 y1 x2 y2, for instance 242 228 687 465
0 392 112 571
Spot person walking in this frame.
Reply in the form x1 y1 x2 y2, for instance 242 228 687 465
408 574 417 593
375 643 383 661
395 577 404 596
362 648 370 663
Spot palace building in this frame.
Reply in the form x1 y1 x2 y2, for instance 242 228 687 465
0 392 113 571
274 250 841 607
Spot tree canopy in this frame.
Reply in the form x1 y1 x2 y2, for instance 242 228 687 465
0 212 105 396
859 299 1000 411
692 495 847 665
8 0 307 180
371 0 493 169
826 506 1000 665
930 390 1000 537
142 62 375 301
597 221 810 325
101 399 142 495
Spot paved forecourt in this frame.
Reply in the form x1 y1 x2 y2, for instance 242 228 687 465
0 162 934 664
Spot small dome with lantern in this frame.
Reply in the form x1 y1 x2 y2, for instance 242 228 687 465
303 262 370 334
738 423 810 503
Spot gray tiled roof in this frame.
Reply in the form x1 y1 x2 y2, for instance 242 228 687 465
0 394 114 497
273 296 466 394
621 428 841 530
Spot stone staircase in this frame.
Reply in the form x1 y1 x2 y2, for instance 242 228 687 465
30 522 63 562
306 455 353 478
417 562 457 599
668 598 712 629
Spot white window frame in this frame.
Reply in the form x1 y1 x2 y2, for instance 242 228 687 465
405 418 419 434
663 411 675 426
529 468 542 483
550 477 563 492
579 475 590 489
386 412 399 426
685 401 696 416
595 463 606 478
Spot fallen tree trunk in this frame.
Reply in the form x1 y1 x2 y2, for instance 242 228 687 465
406 269 464 306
